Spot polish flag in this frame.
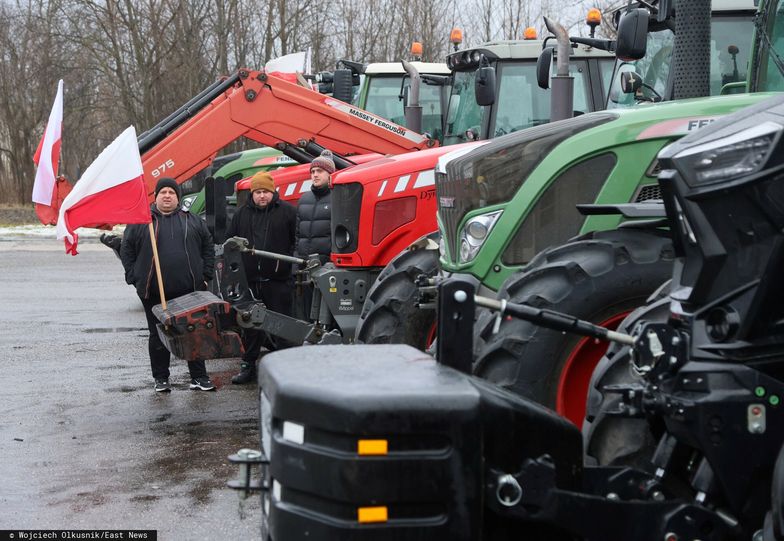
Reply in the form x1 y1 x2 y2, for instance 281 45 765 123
32 80 70 225
56 126 151 255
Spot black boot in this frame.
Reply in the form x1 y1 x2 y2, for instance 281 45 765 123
231 361 256 384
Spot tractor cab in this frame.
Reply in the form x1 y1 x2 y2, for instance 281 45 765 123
606 0 757 107
357 61 451 141
443 38 615 145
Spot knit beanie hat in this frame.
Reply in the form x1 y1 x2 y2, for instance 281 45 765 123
250 171 276 192
154 177 181 200
310 150 336 174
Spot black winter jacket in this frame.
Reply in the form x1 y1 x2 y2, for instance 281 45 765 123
295 183 332 263
120 205 215 299
226 192 297 282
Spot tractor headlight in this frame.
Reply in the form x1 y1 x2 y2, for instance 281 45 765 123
673 121 781 187
458 210 502 264
334 225 351 250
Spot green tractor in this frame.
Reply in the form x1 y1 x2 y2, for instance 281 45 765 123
356 0 766 427
461 0 775 426
180 147 297 216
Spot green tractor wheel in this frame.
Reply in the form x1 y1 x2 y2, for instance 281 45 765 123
472 228 674 427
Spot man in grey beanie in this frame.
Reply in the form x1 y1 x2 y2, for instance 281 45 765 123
295 150 335 319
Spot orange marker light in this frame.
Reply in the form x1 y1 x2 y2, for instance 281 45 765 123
523 26 537 40
450 28 464 45
358 439 388 455
410 41 423 57
586 8 602 25
358 506 388 523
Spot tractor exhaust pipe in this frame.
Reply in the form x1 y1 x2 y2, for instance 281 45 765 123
402 60 423 134
545 17 574 122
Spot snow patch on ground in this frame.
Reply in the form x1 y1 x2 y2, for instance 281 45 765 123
0 225 124 239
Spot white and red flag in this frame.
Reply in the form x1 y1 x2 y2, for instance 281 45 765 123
56 126 151 255
32 80 70 225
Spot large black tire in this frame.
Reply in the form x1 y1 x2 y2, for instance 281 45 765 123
582 282 671 467
354 235 440 349
472 228 674 426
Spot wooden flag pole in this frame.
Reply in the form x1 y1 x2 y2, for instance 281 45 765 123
148 222 167 310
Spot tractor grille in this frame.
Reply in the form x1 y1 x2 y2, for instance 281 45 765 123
437 113 618 263
634 184 662 203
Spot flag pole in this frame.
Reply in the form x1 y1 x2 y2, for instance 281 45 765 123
148 222 167 310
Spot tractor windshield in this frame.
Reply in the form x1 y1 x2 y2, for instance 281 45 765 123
444 60 595 145
443 70 483 145
608 13 754 107
363 75 445 140
754 0 784 92
607 29 674 108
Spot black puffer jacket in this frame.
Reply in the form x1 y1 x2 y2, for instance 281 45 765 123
121 205 215 299
295 183 332 263
226 191 297 281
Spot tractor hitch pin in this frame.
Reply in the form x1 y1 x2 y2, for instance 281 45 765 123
475 294 635 346
491 299 507 334
227 448 266 499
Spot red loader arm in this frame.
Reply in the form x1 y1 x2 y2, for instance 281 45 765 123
139 69 436 201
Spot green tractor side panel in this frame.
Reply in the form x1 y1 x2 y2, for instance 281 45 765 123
438 92 775 291
183 147 297 215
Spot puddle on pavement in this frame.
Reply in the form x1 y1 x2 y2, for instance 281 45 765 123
149 418 258 503
106 385 143 393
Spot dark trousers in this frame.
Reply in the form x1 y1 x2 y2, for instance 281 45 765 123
141 298 207 380
242 280 293 363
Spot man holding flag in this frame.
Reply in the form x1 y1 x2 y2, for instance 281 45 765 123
121 177 216 392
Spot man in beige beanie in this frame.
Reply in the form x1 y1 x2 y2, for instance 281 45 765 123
226 171 297 384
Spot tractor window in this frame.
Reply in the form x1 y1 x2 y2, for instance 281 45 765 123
364 75 444 137
502 152 617 265
444 70 484 145
492 61 591 137
598 58 615 95
756 0 784 92
607 29 674 108
710 15 754 94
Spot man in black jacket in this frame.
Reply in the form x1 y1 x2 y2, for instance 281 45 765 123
120 177 216 393
295 149 335 320
226 171 297 384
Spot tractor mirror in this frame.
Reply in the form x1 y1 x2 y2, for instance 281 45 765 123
616 8 649 61
537 47 554 89
620 70 643 94
332 68 354 103
475 56 496 107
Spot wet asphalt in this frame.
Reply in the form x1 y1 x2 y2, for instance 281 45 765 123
0 237 262 540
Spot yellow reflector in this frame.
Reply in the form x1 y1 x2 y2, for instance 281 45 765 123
358 506 388 523
358 439 388 455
